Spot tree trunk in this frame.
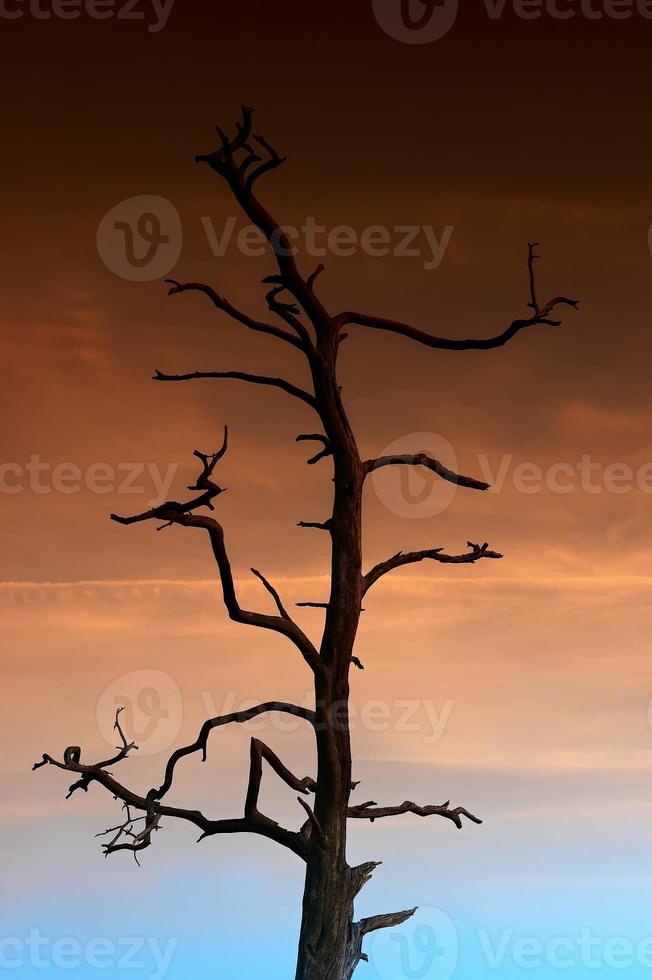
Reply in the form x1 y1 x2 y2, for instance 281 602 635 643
294 353 365 980
294 677 357 980
294 840 356 980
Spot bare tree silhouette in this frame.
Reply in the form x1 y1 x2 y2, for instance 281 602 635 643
34 107 578 980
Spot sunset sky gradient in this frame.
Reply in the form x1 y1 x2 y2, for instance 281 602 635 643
3 2 652 977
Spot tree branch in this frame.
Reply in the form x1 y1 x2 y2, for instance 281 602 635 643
364 453 490 492
345 908 418 978
153 369 317 410
111 435 322 673
348 799 482 829
194 105 332 338
359 907 417 936
164 278 306 351
153 701 316 801
338 246 579 351
363 541 503 594
261 276 314 347
244 737 316 823
296 432 333 466
34 696 316 862
297 796 326 846
34 744 308 861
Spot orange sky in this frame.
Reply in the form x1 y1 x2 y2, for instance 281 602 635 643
3 3 652 977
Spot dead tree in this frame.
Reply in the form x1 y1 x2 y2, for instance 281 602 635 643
34 107 578 980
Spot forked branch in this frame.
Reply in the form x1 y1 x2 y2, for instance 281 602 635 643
154 700 316 801
297 432 333 466
165 278 306 350
194 105 330 333
337 245 579 351
34 701 317 862
111 433 321 672
245 737 316 823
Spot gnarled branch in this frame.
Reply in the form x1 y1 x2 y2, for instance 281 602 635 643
364 453 490 492
153 700 316 802
348 799 482 830
345 908 418 979
245 737 316 823
111 435 322 672
338 245 579 351
35 697 315 862
195 105 331 337
363 541 503 594
34 741 308 861
165 278 305 350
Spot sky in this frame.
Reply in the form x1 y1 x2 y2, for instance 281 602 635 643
3 1 652 978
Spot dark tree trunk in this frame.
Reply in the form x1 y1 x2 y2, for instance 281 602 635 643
293 353 364 980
